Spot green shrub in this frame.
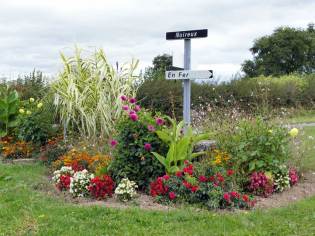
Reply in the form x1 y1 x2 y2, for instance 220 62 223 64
217 118 290 186
109 109 167 190
16 99 57 145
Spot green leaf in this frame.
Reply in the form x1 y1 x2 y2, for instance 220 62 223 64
151 152 166 166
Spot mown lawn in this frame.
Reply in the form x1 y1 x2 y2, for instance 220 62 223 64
1 164 315 236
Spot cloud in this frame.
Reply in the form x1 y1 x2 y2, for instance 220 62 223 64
0 0 314 80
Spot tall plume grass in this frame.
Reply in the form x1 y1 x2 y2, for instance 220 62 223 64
52 47 139 140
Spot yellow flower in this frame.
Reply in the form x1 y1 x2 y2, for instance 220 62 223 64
19 108 25 114
29 98 35 103
289 128 298 138
268 129 273 134
37 102 43 108
26 110 32 115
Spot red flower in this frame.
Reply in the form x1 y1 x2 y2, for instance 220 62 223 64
227 169 234 176
150 177 168 197
183 164 193 175
289 168 299 186
163 174 170 180
88 175 114 200
176 171 183 177
223 193 230 202
191 186 199 192
242 194 249 202
230 191 240 199
209 176 215 182
182 180 192 189
199 175 207 182
169 191 176 200
57 175 71 191
216 173 225 183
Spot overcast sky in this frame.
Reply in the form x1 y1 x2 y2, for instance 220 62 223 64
0 0 314 81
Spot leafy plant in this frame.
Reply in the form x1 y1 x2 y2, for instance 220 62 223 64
109 109 167 190
0 87 20 137
217 118 290 184
152 117 210 174
16 99 57 145
52 47 139 140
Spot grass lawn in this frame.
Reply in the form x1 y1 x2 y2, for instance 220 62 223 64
285 110 315 124
1 164 315 236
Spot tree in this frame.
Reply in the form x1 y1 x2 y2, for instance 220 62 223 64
144 54 172 80
242 24 315 77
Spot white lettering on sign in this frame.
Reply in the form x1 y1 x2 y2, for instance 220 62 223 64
166 70 213 80
175 32 198 39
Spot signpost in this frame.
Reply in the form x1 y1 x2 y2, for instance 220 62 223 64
166 29 211 127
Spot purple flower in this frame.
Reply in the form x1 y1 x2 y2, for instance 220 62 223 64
110 139 118 148
134 105 141 112
122 105 129 111
155 117 164 126
129 110 136 115
144 143 152 151
129 97 137 104
120 95 127 101
129 113 138 121
147 125 155 132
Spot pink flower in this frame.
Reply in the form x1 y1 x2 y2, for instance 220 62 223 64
110 139 118 148
199 175 207 182
129 110 136 115
122 105 129 111
155 117 164 126
129 97 137 104
163 175 170 180
147 125 155 132
120 95 127 101
144 143 152 151
129 113 138 121
169 192 176 200
134 105 141 112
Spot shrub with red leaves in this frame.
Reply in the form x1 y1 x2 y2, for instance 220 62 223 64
56 175 71 191
249 172 273 197
289 168 299 186
88 175 114 199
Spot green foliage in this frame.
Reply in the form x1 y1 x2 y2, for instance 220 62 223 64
143 54 172 81
242 24 315 77
152 118 209 174
0 87 20 138
217 118 290 184
16 100 57 145
109 111 167 190
52 47 139 139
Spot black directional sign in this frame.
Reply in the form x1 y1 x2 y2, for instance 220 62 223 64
166 29 208 40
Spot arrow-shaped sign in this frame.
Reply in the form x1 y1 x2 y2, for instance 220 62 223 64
165 70 213 80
